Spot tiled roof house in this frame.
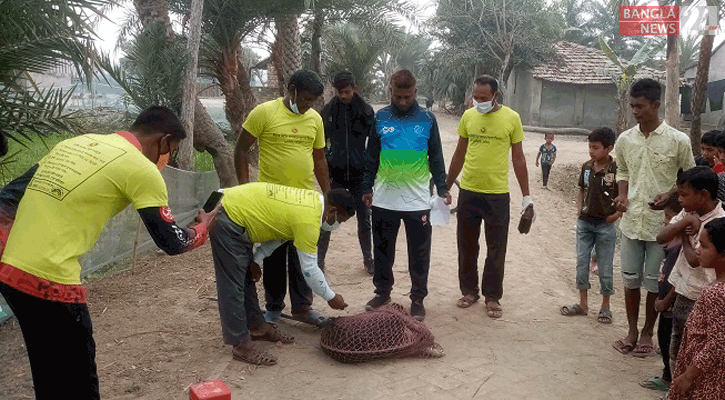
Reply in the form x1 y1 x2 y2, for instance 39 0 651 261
506 41 666 129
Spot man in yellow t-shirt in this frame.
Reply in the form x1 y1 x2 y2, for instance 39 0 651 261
446 75 533 319
210 182 353 365
233 70 332 326
0 107 216 400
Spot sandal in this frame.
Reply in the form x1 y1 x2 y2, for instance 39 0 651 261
485 300 503 319
560 303 587 316
232 343 277 366
597 308 612 324
456 294 479 308
632 342 656 358
613 338 637 354
250 324 294 344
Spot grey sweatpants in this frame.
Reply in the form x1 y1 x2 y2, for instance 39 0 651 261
210 208 265 345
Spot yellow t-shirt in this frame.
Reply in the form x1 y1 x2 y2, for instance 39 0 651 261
457 106 525 194
2 134 168 284
221 182 322 253
242 98 325 190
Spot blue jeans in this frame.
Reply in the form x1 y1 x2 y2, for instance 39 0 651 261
576 218 616 295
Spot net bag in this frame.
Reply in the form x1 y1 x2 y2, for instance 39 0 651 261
320 303 443 363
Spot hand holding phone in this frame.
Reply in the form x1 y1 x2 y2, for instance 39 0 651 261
203 189 224 213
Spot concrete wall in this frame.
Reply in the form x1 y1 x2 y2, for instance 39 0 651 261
539 81 576 126
581 84 618 128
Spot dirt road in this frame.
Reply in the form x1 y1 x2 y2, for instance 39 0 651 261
0 109 665 400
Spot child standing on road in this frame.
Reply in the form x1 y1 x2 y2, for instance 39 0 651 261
668 217 725 399
656 166 724 367
560 127 621 323
640 194 682 391
535 133 556 189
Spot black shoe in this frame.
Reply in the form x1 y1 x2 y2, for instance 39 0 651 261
410 299 425 321
365 294 391 311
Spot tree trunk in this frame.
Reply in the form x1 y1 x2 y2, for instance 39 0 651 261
133 0 237 186
178 0 204 171
616 79 631 134
690 33 715 157
133 0 175 43
665 33 680 128
665 0 681 129
310 9 324 75
193 99 238 187
272 16 302 95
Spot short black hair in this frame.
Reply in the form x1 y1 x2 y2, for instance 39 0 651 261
288 69 324 96
715 131 725 150
588 127 616 148
473 75 498 93
663 192 683 214
676 166 719 200
544 132 554 139
630 78 662 102
327 188 356 216
704 217 725 254
390 70 416 89
702 130 721 146
129 106 186 140
332 71 355 90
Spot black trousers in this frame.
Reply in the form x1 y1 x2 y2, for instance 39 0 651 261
0 282 100 400
317 179 372 269
541 162 552 186
263 242 312 312
371 206 432 301
457 189 510 302
657 313 673 382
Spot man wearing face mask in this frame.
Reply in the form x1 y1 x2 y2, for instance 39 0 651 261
0 106 216 400
318 71 375 274
234 70 332 326
446 75 532 319
209 182 352 365
362 70 451 321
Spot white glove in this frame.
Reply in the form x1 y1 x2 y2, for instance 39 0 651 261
522 195 536 221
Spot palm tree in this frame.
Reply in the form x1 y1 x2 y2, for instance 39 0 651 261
0 0 102 158
599 37 664 133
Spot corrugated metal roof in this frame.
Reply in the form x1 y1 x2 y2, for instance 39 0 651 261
530 41 666 85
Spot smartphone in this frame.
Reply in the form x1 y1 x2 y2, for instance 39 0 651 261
202 189 224 212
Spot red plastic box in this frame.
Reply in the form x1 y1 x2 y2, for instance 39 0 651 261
189 380 231 400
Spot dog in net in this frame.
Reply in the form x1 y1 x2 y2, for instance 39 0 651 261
320 303 444 363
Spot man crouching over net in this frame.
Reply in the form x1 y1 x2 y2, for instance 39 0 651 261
210 182 354 365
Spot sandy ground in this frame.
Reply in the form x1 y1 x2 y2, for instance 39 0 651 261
0 108 668 400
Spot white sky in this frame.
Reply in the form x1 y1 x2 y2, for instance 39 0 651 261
94 0 721 61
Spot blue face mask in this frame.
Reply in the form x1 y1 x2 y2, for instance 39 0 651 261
290 89 301 114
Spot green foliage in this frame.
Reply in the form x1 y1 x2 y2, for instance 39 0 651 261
0 0 103 148
100 23 187 112
428 0 563 111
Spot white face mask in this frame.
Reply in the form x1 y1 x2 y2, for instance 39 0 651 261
473 99 494 114
290 89 301 114
321 219 340 232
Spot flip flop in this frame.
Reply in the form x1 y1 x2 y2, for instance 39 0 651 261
597 308 612 324
613 338 637 354
632 343 656 358
639 376 670 392
250 324 294 344
486 301 503 319
285 309 331 328
560 303 587 316
232 344 277 366
456 295 479 308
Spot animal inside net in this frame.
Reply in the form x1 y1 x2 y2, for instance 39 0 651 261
320 303 443 363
